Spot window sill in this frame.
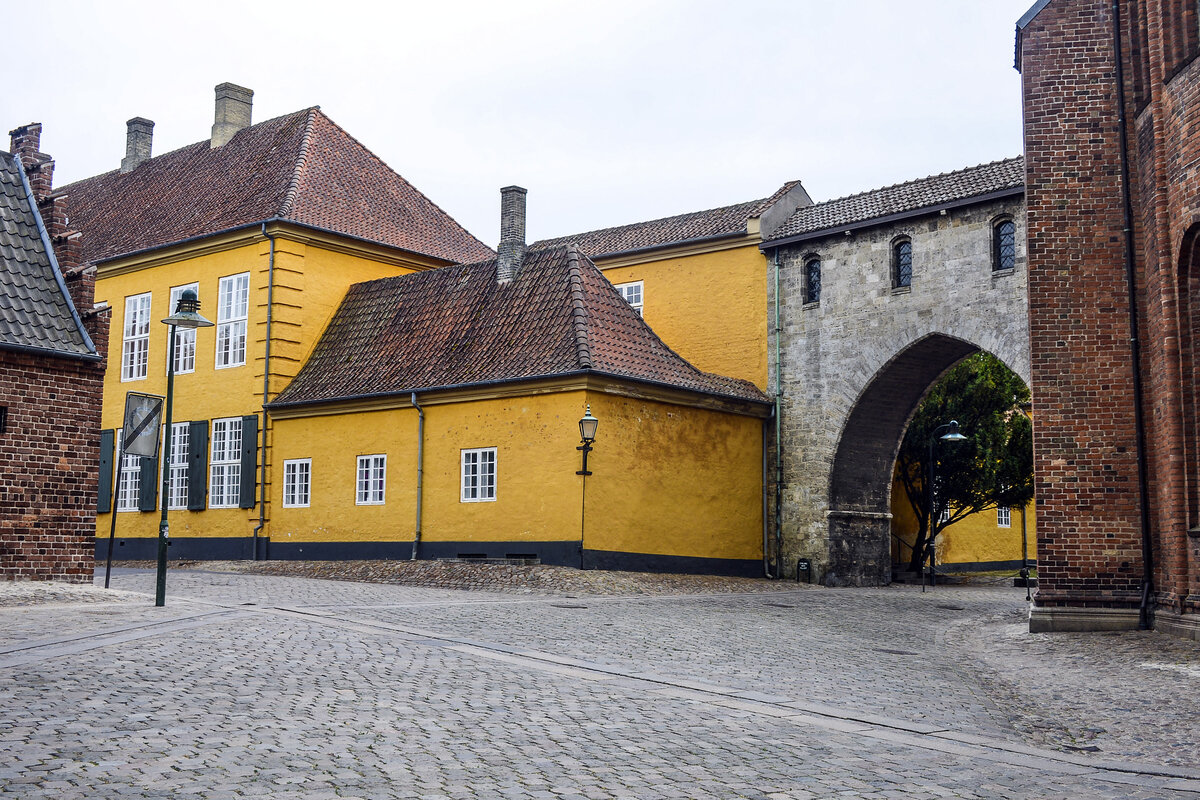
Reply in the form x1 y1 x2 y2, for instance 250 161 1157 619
991 268 1015 278
891 286 911 295
802 301 820 310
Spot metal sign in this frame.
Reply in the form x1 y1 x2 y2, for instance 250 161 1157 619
121 392 164 458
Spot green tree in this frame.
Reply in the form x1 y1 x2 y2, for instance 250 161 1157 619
894 352 1034 573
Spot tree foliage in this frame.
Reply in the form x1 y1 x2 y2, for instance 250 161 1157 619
894 352 1034 572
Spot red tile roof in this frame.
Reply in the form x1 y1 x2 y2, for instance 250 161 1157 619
60 109 493 265
271 246 769 408
534 181 803 258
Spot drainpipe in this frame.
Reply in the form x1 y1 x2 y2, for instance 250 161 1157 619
252 222 277 560
772 248 784 579
762 418 770 577
1111 1 1154 629
410 392 425 560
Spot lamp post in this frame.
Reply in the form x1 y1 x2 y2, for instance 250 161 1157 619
577 405 598 569
925 419 967 592
156 289 213 607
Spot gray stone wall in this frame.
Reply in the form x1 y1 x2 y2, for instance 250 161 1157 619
766 197 1028 585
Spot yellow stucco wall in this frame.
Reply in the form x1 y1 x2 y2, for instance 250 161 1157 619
889 470 1037 568
600 243 768 390
269 386 765 564
94 231 417 542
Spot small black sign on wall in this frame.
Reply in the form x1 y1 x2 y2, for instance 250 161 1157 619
0 406 7 436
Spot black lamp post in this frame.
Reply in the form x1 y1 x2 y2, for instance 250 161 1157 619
577 405 598 476
155 289 213 607
925 419 967 592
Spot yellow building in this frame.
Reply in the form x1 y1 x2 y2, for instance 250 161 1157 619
68 85 492 560
536 182 812 390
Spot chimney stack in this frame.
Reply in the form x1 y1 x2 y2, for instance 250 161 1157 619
8 123 54 202
496 185 527 283
210 82 253 148
120 117 154 172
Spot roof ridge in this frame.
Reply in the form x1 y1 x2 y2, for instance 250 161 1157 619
306 109 489 252
278 108 318 218
537 195 767 246
566 245 592 369
811 156 1024 208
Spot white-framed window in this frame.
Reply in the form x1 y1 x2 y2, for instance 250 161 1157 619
461 447 497 502
166 422 189 510
121 292 152 381
614 281 643 316
209 417 242 508
283 459 311 508
216 273 249 369
997 506 1012 528
356 455 386 505
168 283 199 374
939 503 951 524
114 428 142 512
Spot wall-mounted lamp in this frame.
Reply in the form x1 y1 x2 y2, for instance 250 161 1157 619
577 405 598 476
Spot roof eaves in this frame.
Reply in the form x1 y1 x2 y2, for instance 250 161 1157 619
760 185 1025 251
11 153 97 358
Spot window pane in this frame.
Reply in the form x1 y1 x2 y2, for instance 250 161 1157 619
805 259 821 303
895 241 912 288
996 220 1016 271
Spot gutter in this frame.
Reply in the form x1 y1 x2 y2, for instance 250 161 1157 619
251 223 277 560
759 186 1025 252
0 340 102 363
1110 0 1155 629
410 392 425 560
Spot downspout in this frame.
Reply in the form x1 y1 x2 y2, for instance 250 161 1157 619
410 392 424 560
762 417 770 577
1111 1 1155 629
772 247 784 579
252 222 277 560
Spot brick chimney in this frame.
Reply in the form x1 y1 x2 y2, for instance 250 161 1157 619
496 185 527 284
9 123 54 202
120 117 154 172
210 82 253 148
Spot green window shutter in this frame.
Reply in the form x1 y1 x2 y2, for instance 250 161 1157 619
187 421 208 511
239 414 258 509
98 429 114 514
138 453 158 512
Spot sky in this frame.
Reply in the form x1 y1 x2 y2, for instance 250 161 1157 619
5 0 1036 247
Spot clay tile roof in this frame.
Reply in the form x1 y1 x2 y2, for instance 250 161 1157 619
271 245 768 408
765 157 1025 242
0 151 95 359
534 181 803 258
60 108 493 265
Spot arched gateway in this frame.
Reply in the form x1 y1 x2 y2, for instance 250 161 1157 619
762 159 1029 585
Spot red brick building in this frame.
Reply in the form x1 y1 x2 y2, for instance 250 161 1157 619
1 125 108 582
1018 0 1200 639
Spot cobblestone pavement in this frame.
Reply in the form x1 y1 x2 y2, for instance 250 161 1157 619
1 568 1198 799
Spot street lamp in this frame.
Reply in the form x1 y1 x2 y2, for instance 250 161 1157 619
577 405 598 476
925 419 968 592
156 289 213 607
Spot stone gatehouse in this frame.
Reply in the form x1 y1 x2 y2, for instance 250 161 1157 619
761 158 1028 585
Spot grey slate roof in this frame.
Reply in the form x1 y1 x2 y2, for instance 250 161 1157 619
0 151 96 359
764 157 1025 243
534 181 803 258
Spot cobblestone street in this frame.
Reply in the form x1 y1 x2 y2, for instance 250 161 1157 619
2 567 1198 798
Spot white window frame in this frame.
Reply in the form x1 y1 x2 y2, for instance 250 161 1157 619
215 273 249 369
209 417 241 508
121 292 152 382
461 447 497 503
356 455 386 505
283 458 312 508
166 422 189 510
168 283 199 375
997 506 1012 528
115 427 141 512
939 503 951 524
614 280 644 316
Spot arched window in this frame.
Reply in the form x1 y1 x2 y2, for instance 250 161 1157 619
993 218 1016 272
893 238 912 288
804 257 821 304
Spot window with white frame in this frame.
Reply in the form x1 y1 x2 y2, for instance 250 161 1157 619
216 273 249 369
121 293 152 381
356 455 386 505
614 281 643 316
283 459 311 508
166 422 189 510
115 428 141 511
939 503 951 524
997 506 1012 528
461 447 497 502
168 283 199 374
209 417 242 508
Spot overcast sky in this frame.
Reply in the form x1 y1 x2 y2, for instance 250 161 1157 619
6 0 1035 246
